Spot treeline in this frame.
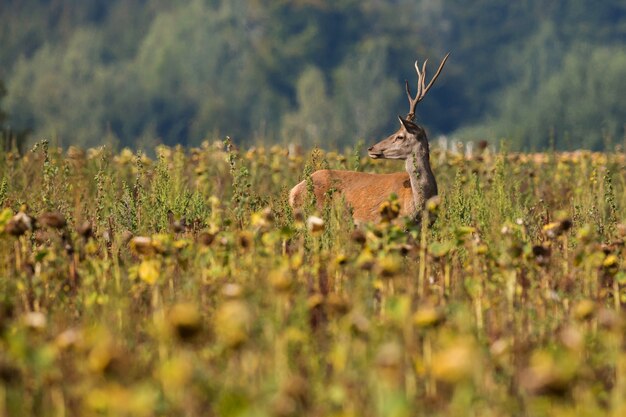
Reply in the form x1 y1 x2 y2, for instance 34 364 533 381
1 0 625 150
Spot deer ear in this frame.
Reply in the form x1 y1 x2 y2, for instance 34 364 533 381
398 116 417 132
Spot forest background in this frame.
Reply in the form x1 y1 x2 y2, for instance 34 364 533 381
1 0 625 151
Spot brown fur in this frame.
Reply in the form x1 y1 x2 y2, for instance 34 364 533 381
289 169 414 223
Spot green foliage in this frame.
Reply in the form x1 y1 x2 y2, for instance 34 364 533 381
281 66 334 148
0 81 6 128
0 78 27 153
6 29 112 147
1 0 626 149
0 177 7 207
331 40 399 141
491 46 626 150
117 180 139 233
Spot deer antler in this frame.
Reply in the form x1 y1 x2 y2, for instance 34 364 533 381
405 52 450 121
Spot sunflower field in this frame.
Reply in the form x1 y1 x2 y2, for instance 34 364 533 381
0 139 625 417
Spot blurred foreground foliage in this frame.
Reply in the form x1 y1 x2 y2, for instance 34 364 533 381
1 140 626 416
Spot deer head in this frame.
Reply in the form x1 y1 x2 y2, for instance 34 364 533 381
368 53 449 160
368 117 426 160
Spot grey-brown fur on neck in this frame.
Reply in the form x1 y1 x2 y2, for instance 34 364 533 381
404 132 437 217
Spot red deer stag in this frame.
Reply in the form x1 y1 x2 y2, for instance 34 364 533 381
289 53 450 223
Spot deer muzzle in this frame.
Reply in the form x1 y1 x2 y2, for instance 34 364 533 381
368 146 383 159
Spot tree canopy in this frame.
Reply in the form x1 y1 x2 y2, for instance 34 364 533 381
1 0 625 150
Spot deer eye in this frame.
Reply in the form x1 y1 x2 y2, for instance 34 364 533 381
396 135 404 141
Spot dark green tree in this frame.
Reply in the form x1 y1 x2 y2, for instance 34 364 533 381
0 79 28 153
2 0 626 149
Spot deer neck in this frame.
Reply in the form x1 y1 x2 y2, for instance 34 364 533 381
405 140 438 215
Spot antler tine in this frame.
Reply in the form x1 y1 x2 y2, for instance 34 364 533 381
421 52 450 98
414 60 423 99
405 79 413 103
405 60 422 120
420 59 428 100
405 53 450 121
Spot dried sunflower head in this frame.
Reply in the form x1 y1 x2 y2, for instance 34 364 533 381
38 211 67 229
168 303 202 342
